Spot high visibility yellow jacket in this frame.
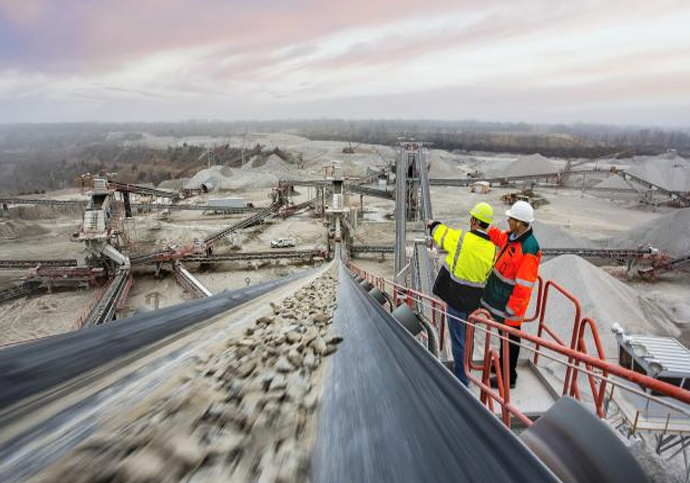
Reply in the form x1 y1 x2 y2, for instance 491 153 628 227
429 222 497 312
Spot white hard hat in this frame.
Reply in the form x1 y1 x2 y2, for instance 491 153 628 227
505 200 534 224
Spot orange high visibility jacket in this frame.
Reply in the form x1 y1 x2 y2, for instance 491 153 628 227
480 226 541 327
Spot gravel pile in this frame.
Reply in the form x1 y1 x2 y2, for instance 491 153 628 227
531 221 593 249
492 153 559 177
626 155 690 192
184 165 234 189
34 270 340 483
525 255 676 361
495 220 592 249
184 163 289 191
244 154 293 172
593 175 630 190
0 220 50 239
594 155 690 192
609 208 690 256
158 178 190 190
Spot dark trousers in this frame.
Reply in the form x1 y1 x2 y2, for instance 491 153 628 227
446 305 469 386
498 329 521 383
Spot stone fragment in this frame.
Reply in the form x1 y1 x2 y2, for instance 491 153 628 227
303 351 319 370
311 337 327 355
208 428 245 457
327 335 343 345
260 371 276 391
285 331 301 344
155 432 205 470
237 360 257 378
286 349 302 367
275 356 295 373
303 392 319 411
270 374 287 391
257 315 276 325
313 313 328 325
116 449 167 483
237 338 256 347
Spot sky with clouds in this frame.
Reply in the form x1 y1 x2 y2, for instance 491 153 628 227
0 0 689 125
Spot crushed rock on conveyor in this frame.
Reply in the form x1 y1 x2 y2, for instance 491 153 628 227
30 270 340 483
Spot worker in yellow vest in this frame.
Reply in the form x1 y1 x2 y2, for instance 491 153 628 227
427 202 496 385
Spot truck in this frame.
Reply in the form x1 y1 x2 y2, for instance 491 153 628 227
271 237 296 248
501 188 547 208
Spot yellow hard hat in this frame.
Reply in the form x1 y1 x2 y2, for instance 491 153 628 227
470 202 493 224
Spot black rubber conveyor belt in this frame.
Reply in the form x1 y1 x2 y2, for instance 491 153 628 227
311 266 559 483
0 270 309 411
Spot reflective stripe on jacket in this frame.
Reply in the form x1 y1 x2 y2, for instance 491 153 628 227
429 222 496 312
480 226 541 327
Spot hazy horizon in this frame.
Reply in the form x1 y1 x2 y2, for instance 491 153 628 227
1 0 689 126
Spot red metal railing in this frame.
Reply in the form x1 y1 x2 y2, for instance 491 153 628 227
572 317 608 417
350 263 448 355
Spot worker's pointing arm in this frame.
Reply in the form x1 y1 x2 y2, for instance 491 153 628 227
428 221 462 253
487 225 508 248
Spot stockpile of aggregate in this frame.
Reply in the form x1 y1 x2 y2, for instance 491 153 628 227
0 219 50 239
525 255 676 362
244 154 293 172
531 221 594 250
594 155 690 192
627 155 690 192
492 154 559 178
184 164 287 191
495 220 592 250
158 178 189 190
33 270 341 483
609 208 690 256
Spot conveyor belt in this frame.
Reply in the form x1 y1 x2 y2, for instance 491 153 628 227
0 283 37 304
352 244 659 263
107 181 177 199
0 270 309 412
172 262 212 298
542 247 656 259
130 203 259 213
182 250 322 263
81 269 132 327
0 259 78 269
428 172 561 187
0 198 86 207
351 244 395 254
349 184 394 199
0 197 260 213
203 204 279 246
311 266 559 483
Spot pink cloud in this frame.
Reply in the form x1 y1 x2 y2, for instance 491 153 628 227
53 0 462 67
0 0 51 24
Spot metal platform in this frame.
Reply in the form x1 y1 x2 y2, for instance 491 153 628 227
469 360 559 421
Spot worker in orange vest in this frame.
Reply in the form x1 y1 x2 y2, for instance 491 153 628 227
480 200 542 389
